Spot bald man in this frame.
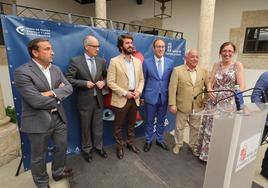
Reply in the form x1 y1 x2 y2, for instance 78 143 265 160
168 49 208 155
66 35 108 162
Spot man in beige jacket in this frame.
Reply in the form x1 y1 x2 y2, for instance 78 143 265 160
107 34 144 159
168 49 208 155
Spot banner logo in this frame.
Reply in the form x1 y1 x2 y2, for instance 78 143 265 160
16 26 51 37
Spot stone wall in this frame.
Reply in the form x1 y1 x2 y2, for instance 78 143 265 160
230 10 268 69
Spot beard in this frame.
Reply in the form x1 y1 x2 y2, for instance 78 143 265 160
122 46 133 55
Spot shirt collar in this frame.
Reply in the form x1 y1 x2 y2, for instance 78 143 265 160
32 58 51 71
84 53 95 61
154 55 164 63
186 64 197 72
121 54 133 62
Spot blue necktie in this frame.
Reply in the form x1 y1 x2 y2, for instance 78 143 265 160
157 59 163 78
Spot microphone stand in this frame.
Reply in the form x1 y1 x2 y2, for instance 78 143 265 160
193 89 241 110
215 87 267 109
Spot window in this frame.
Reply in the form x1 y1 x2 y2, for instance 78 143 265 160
243 27 268 53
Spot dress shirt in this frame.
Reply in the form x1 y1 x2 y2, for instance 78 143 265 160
124 56 136 91
251 71 268 126
33 58 52 89
186 65 197 85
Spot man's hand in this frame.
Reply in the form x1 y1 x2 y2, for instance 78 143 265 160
140 99 144 105
40 91 55 97
87 81 95 88
126 91 135 99
58 82 65 88
95 80 105 89
169 105 177 113
133 91 140 99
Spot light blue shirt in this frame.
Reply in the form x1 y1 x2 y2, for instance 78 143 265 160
125 57 136 90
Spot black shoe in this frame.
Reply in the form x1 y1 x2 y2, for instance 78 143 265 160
82 151 92 163
261 170 268 179
95 148 108 158
156 141 169 151
116 148 124 159
52 170 73 181
143 142 152 152
127 144 140 154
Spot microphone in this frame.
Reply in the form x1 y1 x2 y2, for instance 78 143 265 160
193 89 241 111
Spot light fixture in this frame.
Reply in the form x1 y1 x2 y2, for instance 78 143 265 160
154 0 172 19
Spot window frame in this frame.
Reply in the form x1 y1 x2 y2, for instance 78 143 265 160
243 27 268 54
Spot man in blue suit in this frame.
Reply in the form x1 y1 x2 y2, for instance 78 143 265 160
142 38 174 152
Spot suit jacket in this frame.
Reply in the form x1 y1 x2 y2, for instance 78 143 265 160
107 54 144 108
14 60 73 133
168 64 208 113
142 57 174 105
65 55 107 110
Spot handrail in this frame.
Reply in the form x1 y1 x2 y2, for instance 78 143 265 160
0 2 183 39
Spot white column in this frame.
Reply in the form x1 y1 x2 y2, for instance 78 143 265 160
198 0 216 69
95 0 107 28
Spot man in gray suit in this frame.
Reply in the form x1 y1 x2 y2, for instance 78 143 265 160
66 35 108 163
14 38 73 188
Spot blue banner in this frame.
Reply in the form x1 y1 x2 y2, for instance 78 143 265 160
1 15 185 170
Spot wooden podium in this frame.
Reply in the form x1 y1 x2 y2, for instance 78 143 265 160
201 103 268 188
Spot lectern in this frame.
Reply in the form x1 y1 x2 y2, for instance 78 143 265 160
198 103 267 188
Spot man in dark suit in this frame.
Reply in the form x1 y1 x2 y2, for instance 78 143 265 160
66 35 108 163
14 38 73 188
142 38 174 152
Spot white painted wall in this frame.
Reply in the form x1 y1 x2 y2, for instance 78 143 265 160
1 0 267 107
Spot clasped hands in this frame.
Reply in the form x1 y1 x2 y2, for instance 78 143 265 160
126 90 140 99
86 80 105 89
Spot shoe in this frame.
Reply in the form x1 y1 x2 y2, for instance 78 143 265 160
156 141 169 151
116 148 124 159
127 144 140 154
95 148 108 158
173 145 181 155
52 169 73 181
143 142 152 152
82 151 92 163
261 170 268 179
63 168 73 173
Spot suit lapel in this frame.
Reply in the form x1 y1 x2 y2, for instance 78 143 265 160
95 58 102 81
150 58 160 79
29 61 51 89
80 56 93 80
118 56 129 79
183 65 194 86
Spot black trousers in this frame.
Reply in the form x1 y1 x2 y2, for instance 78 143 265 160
262 126 268 173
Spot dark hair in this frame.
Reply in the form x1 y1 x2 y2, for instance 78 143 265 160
117 34 133 52
219 42 236 54
153 38 165 48
28 38 49 58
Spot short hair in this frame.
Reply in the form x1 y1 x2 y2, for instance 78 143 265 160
28 38 49 58
153 38 165 48
219 42 236 54
117 34 133 52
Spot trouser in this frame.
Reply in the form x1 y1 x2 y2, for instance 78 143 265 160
113 99 137 149
79 97 103 154
174 110 201 149
28 111 67 188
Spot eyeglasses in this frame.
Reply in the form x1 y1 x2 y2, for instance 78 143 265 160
155 45 165 49
88 44 100 49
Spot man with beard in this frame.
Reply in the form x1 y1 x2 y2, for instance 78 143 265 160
107 34 144 159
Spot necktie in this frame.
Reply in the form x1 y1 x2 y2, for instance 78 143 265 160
157 59 163 78
89 58 96 79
